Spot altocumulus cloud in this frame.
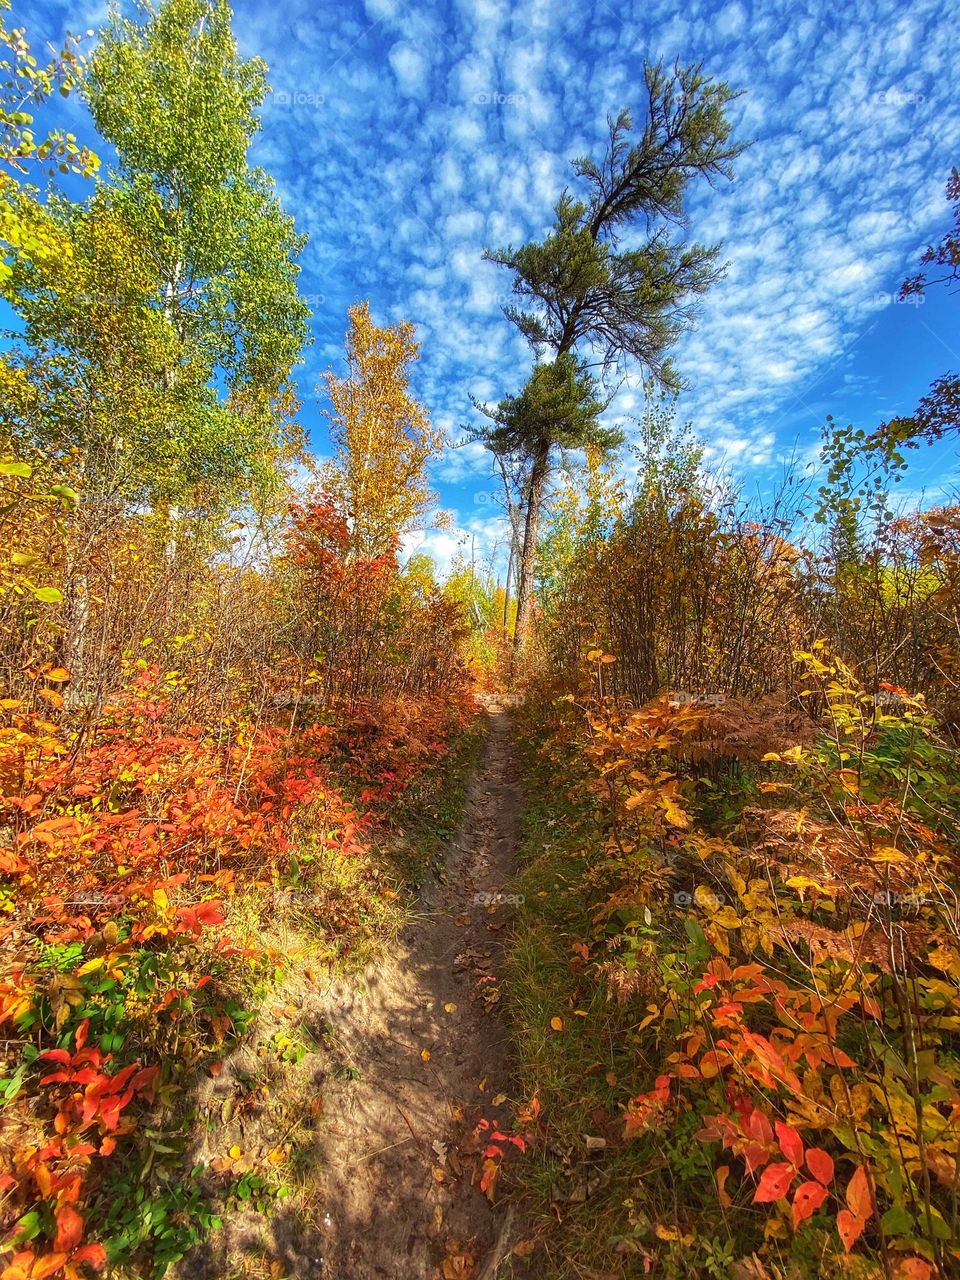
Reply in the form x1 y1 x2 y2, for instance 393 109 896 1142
23 0 960 567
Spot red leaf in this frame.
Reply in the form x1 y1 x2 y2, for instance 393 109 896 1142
746 1108 773 1147
791 1180 829 1228
743 1141 769 1174
54 1205 83 1254
69 1245 106 1271
806 1147 834 1185
775 1120 804 1167
753 1161 794 1204
845 1165 873 1221
837 1208 866 1252
38 1049 72 1065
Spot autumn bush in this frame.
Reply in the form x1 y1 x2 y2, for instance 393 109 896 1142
507 639 960 1277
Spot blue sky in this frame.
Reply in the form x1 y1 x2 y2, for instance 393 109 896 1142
18 0 960 572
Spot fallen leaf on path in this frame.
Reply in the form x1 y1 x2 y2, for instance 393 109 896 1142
444 1002 457 1013
512 1239 536 1258
441 1241 476 1279
480 1157 500 1202
550 1017 564 1031
421 1048 432 1062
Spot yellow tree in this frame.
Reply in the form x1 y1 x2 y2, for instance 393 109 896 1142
323 302 443 559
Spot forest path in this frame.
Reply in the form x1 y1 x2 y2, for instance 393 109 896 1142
184 706 526 1280
308 704 524 1279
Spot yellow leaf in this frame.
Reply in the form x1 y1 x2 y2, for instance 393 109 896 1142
153 887 169 911
550 1016 564 1032
75 956 105 976
444 1002 457 1013
229 1145 241 1160
659 794 690 828
420 1048 431 1062
654 1224 694 1245
870 846 908 864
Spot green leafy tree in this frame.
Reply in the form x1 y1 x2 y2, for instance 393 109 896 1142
480 61 744 649
0 0 98 282
79 0 310 511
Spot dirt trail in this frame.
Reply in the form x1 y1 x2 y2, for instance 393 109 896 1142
186 706 524 1280
311 705 523 1278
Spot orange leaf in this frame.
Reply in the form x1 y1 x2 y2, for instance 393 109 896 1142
836 1208 866 1252
1 1252 37 1280
845 1165 873 1221
32 1254 68 1280
54 1206 83 1254
895 1260 934 1280
806 1147 834 1186
753 1161 794 1204
791 1180 828 1228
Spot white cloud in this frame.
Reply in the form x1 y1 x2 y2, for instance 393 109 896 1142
388 41 429 95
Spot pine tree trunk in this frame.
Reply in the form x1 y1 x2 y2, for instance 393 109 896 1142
512 437 550 653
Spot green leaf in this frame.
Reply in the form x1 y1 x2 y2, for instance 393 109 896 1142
880 1206 914 1235
0 460 32 478
31 585 63 603
48 484 80 505
10 552 39 567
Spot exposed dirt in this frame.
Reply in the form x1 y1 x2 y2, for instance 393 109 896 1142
182 706 525 1280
